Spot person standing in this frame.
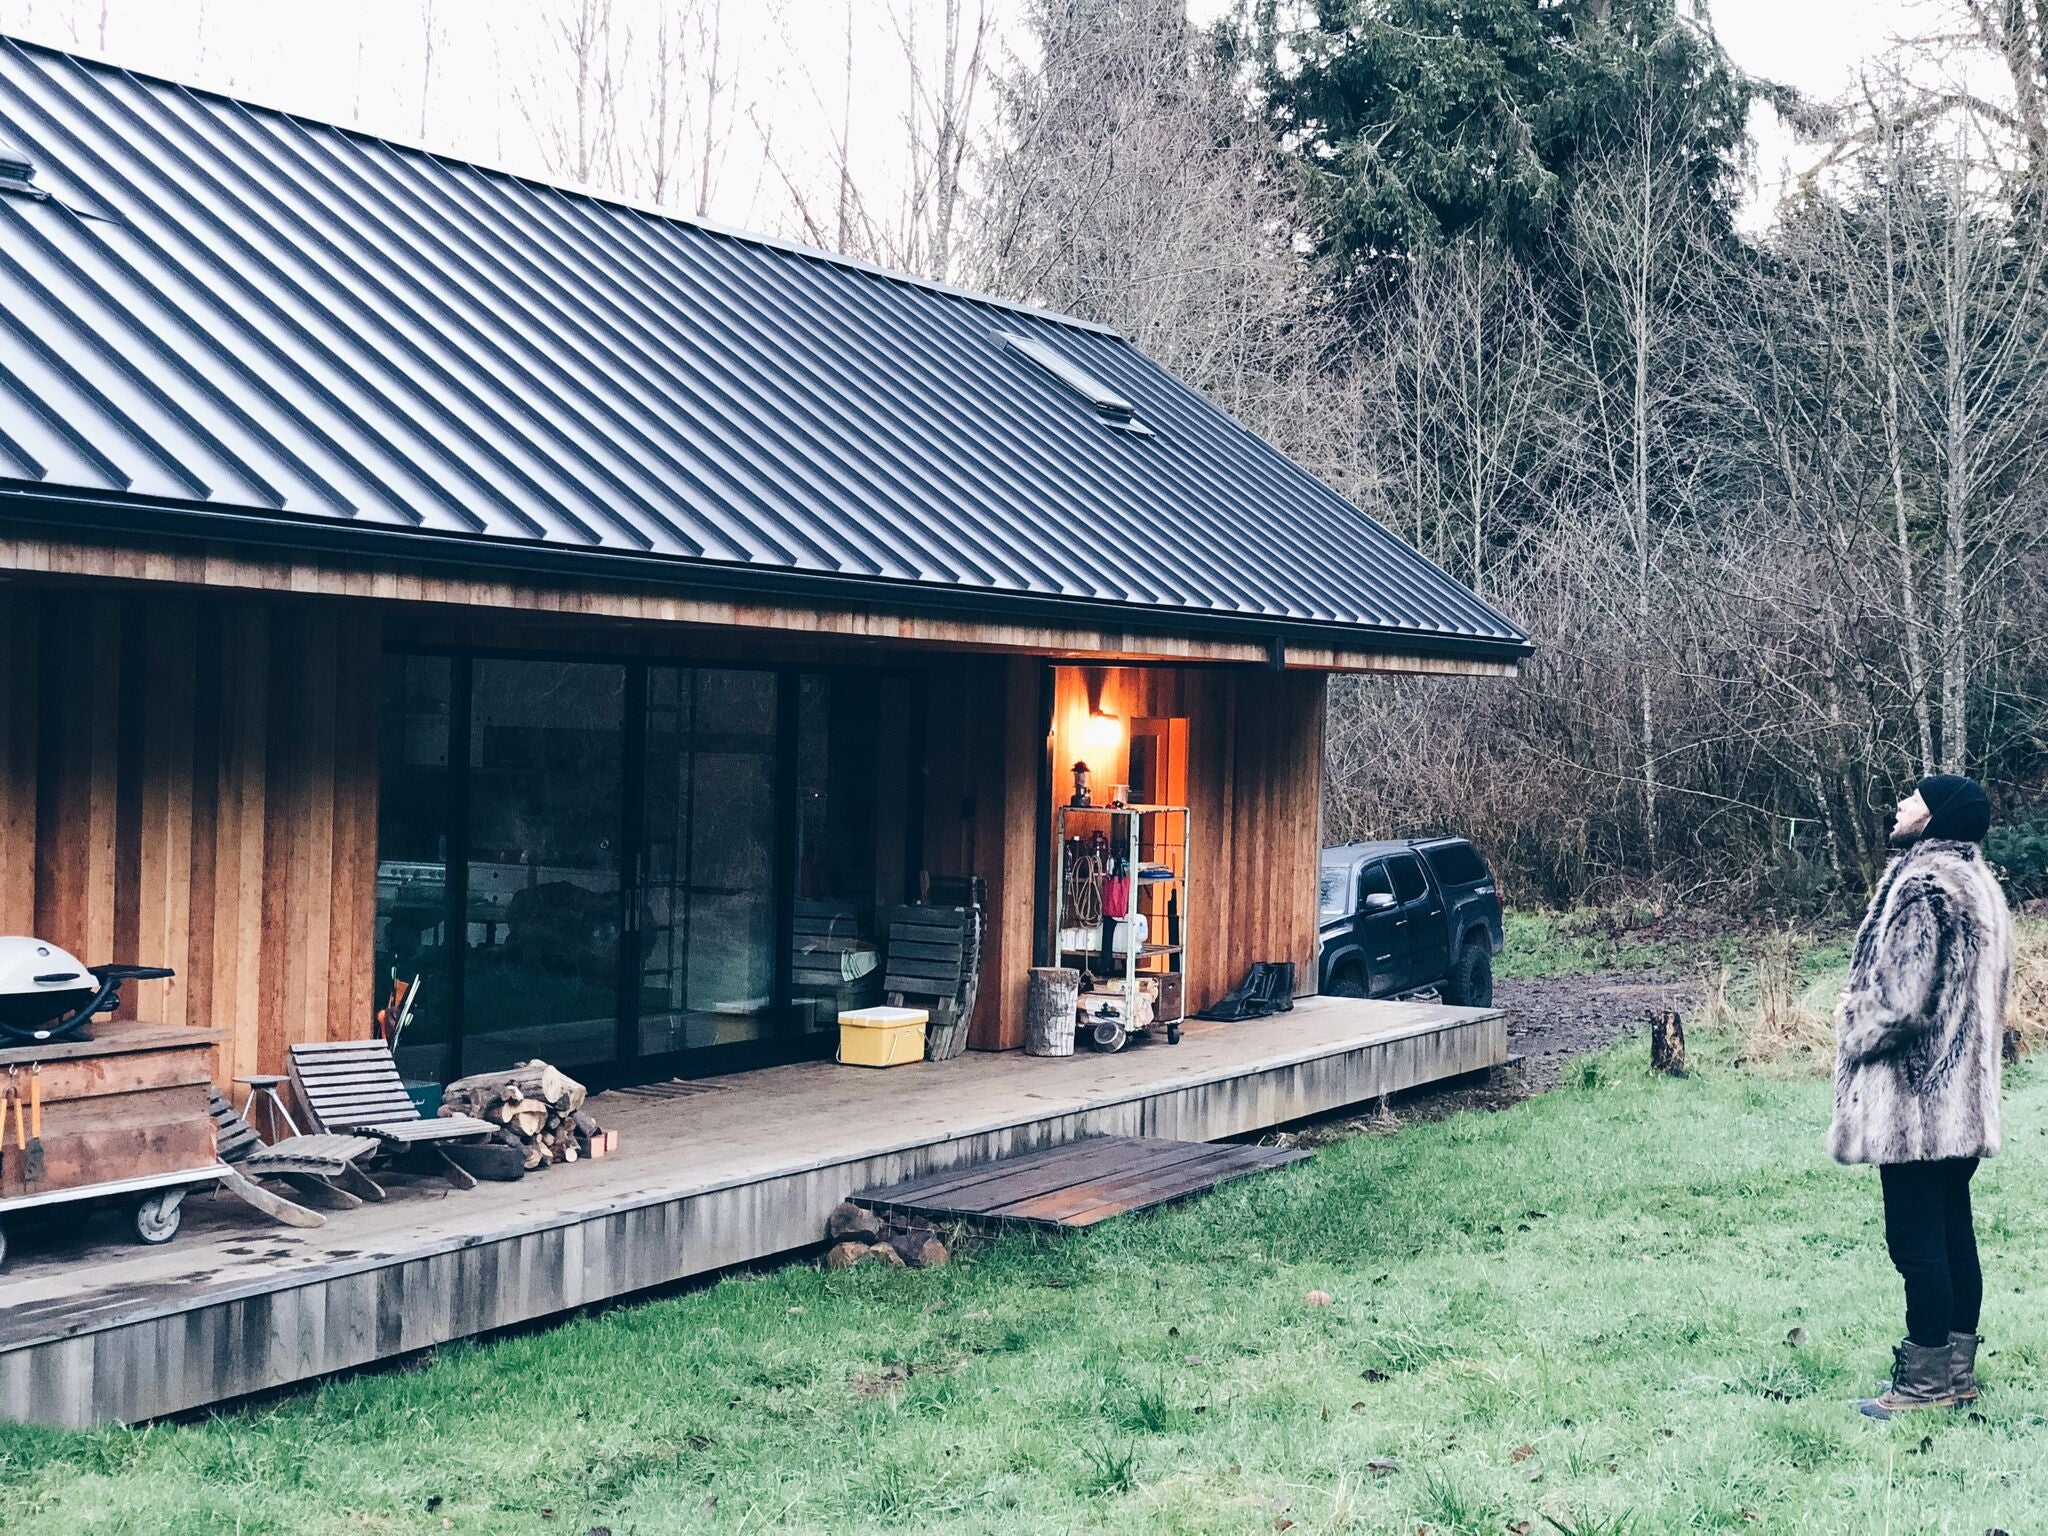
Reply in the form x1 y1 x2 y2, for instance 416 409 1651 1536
1829 774 2013 1419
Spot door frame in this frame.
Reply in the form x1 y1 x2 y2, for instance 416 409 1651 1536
380 642 926 1087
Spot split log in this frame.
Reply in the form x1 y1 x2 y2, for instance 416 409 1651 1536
1650 1010 1687 1076
1025 967 1081 1057
439 1059 606 1174
883 1230 949 1269
442 1061 584 1117
826 1202 884 1243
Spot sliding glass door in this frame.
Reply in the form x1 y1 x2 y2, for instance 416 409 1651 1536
635 667 781 1057
462 658 628 1075
373 649 920 1085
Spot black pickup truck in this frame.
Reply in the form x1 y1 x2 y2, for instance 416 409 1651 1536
1316 838 1503 1007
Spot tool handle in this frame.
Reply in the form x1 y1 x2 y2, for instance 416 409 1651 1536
28 1065 39 1139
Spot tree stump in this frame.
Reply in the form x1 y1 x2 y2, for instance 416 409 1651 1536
1025 967 1081 1056
1650 1009 1687 1076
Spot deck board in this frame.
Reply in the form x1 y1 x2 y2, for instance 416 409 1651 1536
858 1135 1310 1228
0 996 1504 1426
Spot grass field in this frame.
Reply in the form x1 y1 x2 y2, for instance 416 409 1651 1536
3 1011 2044 1535
1492 911 1687 980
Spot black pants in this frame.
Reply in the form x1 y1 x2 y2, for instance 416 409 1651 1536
1879 1158 1982 1348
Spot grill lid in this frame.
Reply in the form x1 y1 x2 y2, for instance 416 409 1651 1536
0 936 93 999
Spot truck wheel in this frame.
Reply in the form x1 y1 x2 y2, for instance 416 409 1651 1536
1325 965 1366 999
1444 944 1493 1008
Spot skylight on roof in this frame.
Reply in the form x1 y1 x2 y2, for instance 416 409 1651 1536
0 132 35 193
999 330 1153 435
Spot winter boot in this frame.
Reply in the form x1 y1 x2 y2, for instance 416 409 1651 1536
1950 1332 1980 1406
1858 1339 1960 1419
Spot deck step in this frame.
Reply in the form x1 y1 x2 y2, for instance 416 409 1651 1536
854 1134 1310 1229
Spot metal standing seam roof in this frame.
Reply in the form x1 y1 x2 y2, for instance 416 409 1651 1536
0 37 1530 662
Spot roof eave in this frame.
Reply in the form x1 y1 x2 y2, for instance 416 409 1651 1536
0 485 1535 667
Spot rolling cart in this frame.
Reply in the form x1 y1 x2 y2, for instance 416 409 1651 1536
0 1164 222 1270
1053 803 1190 1051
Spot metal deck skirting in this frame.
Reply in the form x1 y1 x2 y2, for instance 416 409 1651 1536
0 998 1503 1428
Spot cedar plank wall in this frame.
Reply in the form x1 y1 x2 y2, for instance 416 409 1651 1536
0 589 379 1083
921 654 1042 1052
1049 665 1325 1017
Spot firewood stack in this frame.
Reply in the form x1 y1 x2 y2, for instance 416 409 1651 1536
438 1060 615 1171
821 1202 949 1268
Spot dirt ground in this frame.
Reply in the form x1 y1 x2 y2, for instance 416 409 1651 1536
1282 970 1703 1145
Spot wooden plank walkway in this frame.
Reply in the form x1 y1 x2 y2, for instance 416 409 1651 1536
0 996 1503 1427
858 1135 1310 1228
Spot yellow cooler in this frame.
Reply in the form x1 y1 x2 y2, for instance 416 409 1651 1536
836 1005 929 1067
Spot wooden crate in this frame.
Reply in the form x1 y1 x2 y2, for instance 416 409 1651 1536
0 1023 220 1200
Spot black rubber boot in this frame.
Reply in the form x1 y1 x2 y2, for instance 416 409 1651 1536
1951 1332 1980 1405
1858 1339 1959 1419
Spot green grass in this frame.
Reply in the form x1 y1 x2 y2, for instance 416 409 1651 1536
5 1041 2047 1534
1494 910 1683 979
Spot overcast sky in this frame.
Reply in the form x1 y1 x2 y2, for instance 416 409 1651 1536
0 0 1971 238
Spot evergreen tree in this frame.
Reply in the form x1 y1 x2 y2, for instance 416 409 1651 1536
1242 0 1752 278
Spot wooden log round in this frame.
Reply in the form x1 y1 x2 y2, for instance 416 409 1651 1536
884 1231 949 1269
825 1201 884 1243
1025 967 1081 1057
824 1241 869 1269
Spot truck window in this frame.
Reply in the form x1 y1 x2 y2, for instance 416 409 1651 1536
1386 854 1428 903
1356 862 1393 906
1318 869 1347 918
1423 842 1488 887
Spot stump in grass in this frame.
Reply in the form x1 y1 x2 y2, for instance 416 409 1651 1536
1026 967 1081 1057
1650 1009 1687 1076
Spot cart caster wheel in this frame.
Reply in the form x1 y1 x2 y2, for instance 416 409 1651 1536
1090 1020 1127 1053
134 1189 185 1246
1167 1024 1181 1045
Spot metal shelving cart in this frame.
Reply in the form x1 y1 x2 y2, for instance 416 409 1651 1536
1053 803 1189 1051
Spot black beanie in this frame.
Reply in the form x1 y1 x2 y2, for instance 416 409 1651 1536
1916 774 1993 843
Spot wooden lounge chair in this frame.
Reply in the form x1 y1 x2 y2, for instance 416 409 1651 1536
791 899 883 1027
882 899 984 1061
208 1088 382 1217
287 1040 496 1193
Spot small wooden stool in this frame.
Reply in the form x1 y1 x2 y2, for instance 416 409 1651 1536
235 1074 301 1142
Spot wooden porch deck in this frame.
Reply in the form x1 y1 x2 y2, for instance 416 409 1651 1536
0 997 1503 1428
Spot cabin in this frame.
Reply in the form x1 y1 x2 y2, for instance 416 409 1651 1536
0 37 1529 1426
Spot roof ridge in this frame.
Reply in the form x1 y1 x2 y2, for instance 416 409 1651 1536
0 31 1123 339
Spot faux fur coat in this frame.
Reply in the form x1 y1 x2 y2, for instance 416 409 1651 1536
1828 837 2013 1166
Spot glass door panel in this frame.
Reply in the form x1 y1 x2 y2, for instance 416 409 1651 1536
637 667 779 1057
791 673 914 1034
462 659 627 1075
374 654 457 1084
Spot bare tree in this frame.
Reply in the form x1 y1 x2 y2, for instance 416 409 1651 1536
514 0 632 189
419 0 439 142
636 0 739 215
1564 84 1721 861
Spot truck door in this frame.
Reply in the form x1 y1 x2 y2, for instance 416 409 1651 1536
1353 861 1403 995
1384 852 1448 990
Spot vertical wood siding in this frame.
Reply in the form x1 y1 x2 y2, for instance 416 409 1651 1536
0 590 380 1081
0 587 1324 1075
1048 665 1326 1016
